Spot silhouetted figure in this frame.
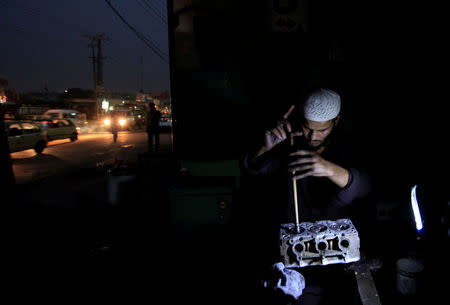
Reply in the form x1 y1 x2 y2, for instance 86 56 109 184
110 113 119 143
146 103 161 152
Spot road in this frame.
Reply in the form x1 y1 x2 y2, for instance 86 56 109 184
4 129 176 256
10 131 172 184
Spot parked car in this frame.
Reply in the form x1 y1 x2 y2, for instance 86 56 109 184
34 119 78 141
41 109 88 131
159 114 172 128
5 120 47 153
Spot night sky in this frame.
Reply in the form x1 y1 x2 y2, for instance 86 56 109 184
0 0 170 94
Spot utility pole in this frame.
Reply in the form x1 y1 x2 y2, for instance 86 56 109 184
81 33 106 120
90 41 97 102
139 55 144 93
96 35 107 117
97 36 104 88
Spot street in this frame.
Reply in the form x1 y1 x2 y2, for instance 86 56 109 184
11 130 172 184
4 129 177 254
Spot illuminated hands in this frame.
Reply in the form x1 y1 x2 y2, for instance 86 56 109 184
288 150 334 180
263 105 302 153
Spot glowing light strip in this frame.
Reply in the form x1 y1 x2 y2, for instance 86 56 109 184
411 185 423 231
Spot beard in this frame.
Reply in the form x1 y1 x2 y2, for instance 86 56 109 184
291 135 325 152
291 124 338 152
303 132 334 152
306 141 324 151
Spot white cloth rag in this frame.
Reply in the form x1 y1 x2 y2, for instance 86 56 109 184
263 262 305 299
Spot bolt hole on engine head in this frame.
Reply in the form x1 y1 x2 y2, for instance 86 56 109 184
309 224 327 233
317 241 328 251
290 225 305 234
294 242 304 253
339 224 350 230
330 221 350 231
340 239 350 249
296 226 305 234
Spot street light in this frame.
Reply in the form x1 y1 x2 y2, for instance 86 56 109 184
102 100 109 112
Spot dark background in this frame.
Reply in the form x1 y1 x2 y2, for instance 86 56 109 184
168 1 448 302
170 0 447 190
1 1 447 303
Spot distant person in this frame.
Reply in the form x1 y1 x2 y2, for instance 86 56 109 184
110 112 119 143
146 103 161 152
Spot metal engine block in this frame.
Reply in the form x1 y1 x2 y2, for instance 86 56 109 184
280 219 360 268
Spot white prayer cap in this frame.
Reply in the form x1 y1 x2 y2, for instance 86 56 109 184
303 89 341 122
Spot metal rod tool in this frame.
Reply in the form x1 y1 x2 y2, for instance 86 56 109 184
290 133 301 233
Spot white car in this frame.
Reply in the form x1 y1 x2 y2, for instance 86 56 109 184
42 109 88 130
34 119 78 141
159 114 172 128
5 120 48 153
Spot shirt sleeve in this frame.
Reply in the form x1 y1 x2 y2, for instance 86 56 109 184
240 152 282 177
333 167 371 207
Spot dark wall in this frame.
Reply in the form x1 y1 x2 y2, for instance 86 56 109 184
168 0 447 193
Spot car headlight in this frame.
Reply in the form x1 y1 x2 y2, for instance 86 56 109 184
104 119 111 126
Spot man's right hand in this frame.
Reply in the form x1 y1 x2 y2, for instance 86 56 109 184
251 105 301 162
263 119 292 152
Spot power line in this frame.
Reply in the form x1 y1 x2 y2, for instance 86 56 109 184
104 0 169 64
152 0 167 10
104 0 168 58
138 0 167 24
134 0 167 29
144 0 168 22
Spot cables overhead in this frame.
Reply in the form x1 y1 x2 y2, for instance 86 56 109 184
104 0 169 64
134 0 167 29
137 0 167 24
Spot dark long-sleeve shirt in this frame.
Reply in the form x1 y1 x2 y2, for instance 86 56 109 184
146 109 161 131
241 135 371 223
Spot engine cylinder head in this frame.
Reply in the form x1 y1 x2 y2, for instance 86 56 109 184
280 219 360 267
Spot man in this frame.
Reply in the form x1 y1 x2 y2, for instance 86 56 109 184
240 88 372 304
110 112 119 143
243 88 371 223
146 103 161 152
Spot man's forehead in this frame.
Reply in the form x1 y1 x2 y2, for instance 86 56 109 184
303 119 333 129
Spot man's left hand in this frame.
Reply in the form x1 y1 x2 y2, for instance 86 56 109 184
288 150 333 180
288 150 350 188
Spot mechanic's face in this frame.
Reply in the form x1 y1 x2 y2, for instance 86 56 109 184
301 119 336 150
